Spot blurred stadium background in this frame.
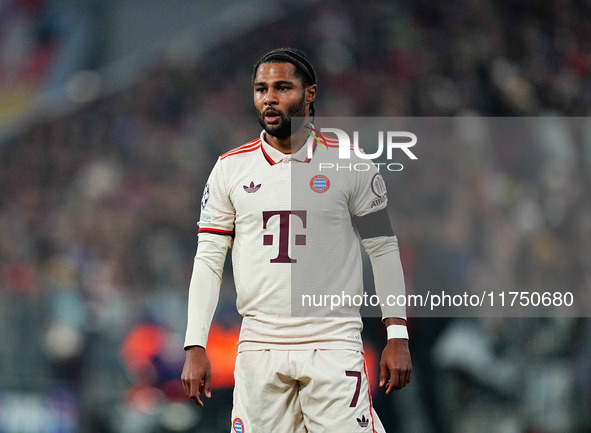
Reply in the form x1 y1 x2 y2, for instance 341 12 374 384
1 0 590 432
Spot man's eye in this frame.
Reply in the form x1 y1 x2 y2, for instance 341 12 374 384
279 86 288 91
256 88 266 93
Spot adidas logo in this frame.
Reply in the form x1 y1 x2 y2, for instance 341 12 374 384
356 414 369 428
243 181 261 193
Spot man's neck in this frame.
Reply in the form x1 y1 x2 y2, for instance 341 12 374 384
264 133 294 154
264 119 311 155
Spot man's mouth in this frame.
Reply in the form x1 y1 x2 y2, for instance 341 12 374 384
264 109 281 124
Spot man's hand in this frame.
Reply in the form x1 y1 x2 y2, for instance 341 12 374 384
379 338 412 394
181 346 212 406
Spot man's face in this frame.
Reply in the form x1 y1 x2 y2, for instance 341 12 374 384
253 62 308 139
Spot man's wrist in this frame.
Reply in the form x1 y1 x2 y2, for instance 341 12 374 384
185 345 206 352
384 317 408 340
386 325 409 340
383 317 406 326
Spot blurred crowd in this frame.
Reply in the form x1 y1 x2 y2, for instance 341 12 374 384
0 0 590 432
0 0 62 128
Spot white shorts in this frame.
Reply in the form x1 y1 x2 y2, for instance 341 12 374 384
230 349 386 433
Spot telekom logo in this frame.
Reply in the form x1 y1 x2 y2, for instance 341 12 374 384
262 210 307 263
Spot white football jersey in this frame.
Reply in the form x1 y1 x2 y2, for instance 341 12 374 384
197 130 389 352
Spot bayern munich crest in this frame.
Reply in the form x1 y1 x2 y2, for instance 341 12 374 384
310 175 330 193
233 418 244 433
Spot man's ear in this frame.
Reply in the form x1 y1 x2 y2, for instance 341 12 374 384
306 84 317 103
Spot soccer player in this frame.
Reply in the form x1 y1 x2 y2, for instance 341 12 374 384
181 47 411 433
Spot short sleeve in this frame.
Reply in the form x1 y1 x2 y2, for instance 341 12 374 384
198 158 235 236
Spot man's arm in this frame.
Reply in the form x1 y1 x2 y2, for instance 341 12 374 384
359 224 412 393
349 164 411 392
182 159 235 405
181 237 229 405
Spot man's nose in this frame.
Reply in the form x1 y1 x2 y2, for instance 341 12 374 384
264 89 278 104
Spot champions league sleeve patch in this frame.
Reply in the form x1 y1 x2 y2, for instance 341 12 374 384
201 182 210 210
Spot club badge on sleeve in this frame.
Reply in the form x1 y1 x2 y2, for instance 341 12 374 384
371 173 387 197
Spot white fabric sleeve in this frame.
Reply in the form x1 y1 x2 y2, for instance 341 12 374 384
347 154 388 217
198 158 235 235
183 233 232 349
362 235 407 320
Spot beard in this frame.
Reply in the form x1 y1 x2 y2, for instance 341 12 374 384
256 93 307 139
